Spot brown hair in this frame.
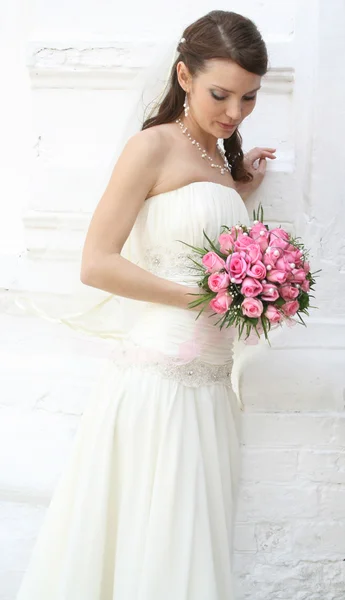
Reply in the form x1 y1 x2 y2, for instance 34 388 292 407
141 10 268 182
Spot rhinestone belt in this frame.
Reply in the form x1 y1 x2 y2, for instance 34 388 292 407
113 355 234 388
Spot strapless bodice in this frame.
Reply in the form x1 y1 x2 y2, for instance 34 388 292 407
113 181 250 394
128 181 250 285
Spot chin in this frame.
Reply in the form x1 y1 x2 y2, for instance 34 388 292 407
218 129 237 139
225 130 237 138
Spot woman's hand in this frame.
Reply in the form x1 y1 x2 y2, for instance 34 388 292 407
235 147 276 201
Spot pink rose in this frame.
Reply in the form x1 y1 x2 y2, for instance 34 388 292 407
261 283 280 302
301 279 310 292
281 300 300 317
284 249 302 266
290 268 306 284
202 252 226 274
286 242 301 254
270 227 290 240
249 222 268 238
303 261 310 274
246 243 262 263
249 222 269 251
218 233 235 254
280 284 299 301
266 269 288 284
226 251 250 284
234 234 253 252
247 260 266 279
263 247 281 268
229 225 243 238
265 305 283 323
221 225 243 240
275 256 294 273
208 272 230 292
269 227 290 250
241 297 264 318
209 291 233 314
276 250 303 272
241 276 264 297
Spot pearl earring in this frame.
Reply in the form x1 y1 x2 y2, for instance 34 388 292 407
183 93 190 117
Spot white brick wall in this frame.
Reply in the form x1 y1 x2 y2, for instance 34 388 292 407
1 0 345 598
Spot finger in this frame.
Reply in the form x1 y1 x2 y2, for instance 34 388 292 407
255 149 276 157
254 151 276 160
258 157 267 173
245 148 276 161
253 147 276 153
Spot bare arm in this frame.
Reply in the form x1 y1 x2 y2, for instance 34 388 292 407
80 129 199 311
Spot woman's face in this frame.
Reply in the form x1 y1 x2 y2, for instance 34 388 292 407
179 58 261 139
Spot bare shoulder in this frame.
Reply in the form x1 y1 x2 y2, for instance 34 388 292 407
124 124 173 163
114 123 177 193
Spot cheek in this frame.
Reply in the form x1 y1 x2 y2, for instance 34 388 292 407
202 95 217 115
242 100 256 117
196 94 220 120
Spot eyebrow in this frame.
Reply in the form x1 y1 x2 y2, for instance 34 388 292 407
211 85 261 94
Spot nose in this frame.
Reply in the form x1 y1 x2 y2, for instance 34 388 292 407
225 99 242 123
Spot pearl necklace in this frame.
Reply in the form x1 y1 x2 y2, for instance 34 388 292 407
175 118 231 175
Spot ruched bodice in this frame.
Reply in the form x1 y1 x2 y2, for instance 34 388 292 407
116 182 250 391
134 181 250 285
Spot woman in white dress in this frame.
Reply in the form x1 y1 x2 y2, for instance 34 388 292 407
16 9 276 600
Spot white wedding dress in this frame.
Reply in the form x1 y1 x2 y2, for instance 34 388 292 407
16 181 250 600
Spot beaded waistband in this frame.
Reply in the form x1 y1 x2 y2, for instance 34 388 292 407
112 354 233 388
143 247 200 281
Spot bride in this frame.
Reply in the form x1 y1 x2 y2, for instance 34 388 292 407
16 9 276 600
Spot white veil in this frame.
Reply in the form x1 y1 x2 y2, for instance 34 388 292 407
13 35 182 340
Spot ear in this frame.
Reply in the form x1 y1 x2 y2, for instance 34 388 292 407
176 61 191 93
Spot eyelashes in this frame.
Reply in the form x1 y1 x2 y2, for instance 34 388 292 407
211 91 256 102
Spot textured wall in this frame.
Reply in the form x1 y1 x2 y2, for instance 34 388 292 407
1 0 345 598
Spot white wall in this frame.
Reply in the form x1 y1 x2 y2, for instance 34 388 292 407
1 0 345 598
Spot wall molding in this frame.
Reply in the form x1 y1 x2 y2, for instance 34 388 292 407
26 39 295 92
23 210 89 232
21 209 295 260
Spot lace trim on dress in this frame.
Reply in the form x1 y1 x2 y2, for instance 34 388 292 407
143 246 200 280
111 346 234 388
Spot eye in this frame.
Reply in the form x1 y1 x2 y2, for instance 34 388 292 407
211 91 226 101
211 91 257 102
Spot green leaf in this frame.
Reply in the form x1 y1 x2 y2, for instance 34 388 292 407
274 297 285 307
298 292 310 311
261 315 268 338
296 312 307 326
238 319 245 340
201 229 219 253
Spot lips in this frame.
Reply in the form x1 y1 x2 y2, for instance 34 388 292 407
218 122 236 128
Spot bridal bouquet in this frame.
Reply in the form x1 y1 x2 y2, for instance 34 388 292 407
179 204 320 345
